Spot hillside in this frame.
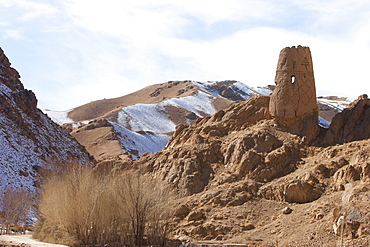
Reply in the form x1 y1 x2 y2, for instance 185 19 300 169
117 46 370 246
45 80 350 162
0 48 95 197
125 93 369 246
45 80 266 161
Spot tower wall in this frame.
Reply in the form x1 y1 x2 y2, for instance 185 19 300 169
269 46 319 142
270 46 318 126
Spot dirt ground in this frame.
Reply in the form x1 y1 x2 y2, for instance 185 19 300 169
0 234 67 247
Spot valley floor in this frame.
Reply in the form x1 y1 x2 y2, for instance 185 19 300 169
0 234 67 247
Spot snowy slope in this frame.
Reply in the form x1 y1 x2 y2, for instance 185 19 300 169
193 81 262 100
43 110 73 125
117 91 217 133
317 97 352 112
45 81 265 127
46 81 257 160
0 82 94 195
318 116 331 128
111 122 171 159
0 49 94 198
110 90 220 159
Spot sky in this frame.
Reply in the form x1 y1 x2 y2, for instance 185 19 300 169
1 0 370 111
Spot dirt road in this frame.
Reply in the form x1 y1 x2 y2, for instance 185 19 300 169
0 234 68 247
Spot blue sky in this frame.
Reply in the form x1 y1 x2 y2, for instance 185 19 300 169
1 0 370 110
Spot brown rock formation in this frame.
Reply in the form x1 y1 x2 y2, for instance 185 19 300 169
135 95 304 196
269 46 319 143
323 94 370 145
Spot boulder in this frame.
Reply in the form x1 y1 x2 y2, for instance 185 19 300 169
259 173 324 203
187 210 205 221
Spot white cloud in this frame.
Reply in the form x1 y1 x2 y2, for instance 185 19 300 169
63 0 180 42
2 0 370 110
162 0 277 24
1 29 24 40
0 0 56 21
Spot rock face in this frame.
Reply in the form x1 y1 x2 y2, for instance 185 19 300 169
136 95 303 196
269 46 319 142
0 47 95 195
323 94 370 145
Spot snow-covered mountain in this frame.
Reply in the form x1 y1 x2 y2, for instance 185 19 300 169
0 48 94 197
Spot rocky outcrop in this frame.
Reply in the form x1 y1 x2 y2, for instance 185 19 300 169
221 128 301 182
136 95 306 196
269 46 319 143
333 184 370 239
0 47 95 194
323 94 370 145
168 95 271 149
258 173 325 203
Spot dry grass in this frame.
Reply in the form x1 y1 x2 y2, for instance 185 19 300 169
34 164 175 246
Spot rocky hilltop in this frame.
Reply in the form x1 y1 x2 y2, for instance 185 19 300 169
0 48 95 195
119 46 370 246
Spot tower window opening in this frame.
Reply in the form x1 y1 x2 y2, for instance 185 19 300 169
291 75 296 84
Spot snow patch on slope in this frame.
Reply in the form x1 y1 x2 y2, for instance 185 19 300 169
44 110 73 125
0 121 37 192
319 116 330 129
0 83 12 94
193 81 260 100
232 82 262 99
253 87 273 95
317 98 352 112
117 104 176 133
117 91 216 133
111 122 171 159
166 90 216 116
192 81 271 100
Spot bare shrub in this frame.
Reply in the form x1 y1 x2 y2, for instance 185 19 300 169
34 164 176 246
1 187 33 234
111 171 175 246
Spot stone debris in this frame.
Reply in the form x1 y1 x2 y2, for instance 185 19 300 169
282 207 293 214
